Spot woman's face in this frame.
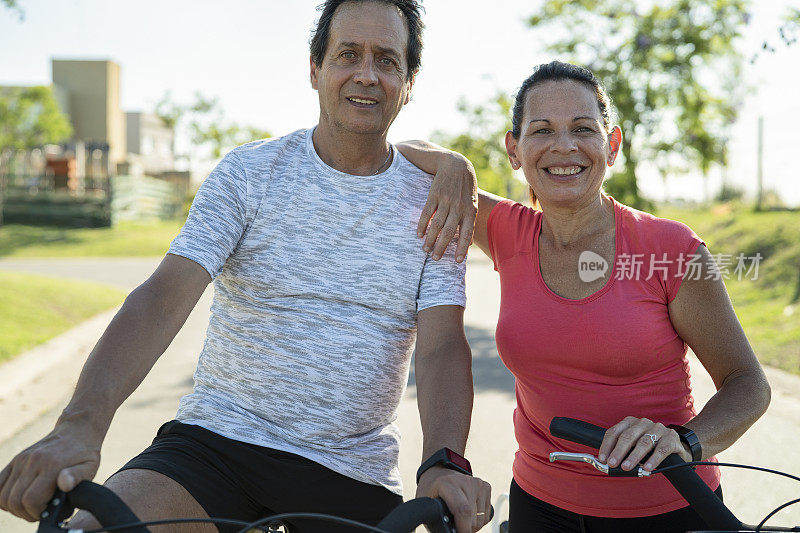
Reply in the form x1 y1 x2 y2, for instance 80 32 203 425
506 79 621 209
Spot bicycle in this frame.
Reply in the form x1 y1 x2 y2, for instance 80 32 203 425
36 480 492 533
537 416 800 533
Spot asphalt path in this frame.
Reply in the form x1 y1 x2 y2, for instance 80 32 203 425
1 255 798 531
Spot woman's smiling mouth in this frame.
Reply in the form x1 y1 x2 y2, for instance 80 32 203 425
544 165 588 180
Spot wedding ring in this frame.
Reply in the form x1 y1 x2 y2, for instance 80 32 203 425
644 433 659 446
476 512 486 516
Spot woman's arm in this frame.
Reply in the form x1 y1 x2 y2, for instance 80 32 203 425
666 244 771 456
396 140 504 261
598 244 771 472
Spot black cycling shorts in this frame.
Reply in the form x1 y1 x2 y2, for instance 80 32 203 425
508 477 724 533
117 420 403 533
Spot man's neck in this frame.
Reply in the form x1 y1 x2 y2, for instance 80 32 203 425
312 121 392 176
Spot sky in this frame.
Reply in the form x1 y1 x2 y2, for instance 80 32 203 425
1 0 799 205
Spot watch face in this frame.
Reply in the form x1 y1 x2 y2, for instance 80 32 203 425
445 448 472 473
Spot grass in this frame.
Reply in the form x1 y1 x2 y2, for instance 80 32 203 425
0 272 126 364
655 203 800 374
0 220 182 258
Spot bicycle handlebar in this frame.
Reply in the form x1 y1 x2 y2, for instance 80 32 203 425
377 497 455 533
549 417 744 532
37 480 151 533
38 481 489 533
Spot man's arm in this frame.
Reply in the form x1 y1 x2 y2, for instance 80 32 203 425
0 254 210 521
396 140 503 260
414 305 491 533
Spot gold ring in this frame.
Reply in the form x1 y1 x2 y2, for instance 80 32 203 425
476 512 486 516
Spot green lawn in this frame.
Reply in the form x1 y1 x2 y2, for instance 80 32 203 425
0 272 126 364
0 220 182 258
655 204 800 373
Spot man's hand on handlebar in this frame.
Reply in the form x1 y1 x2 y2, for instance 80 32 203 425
416 466 492 533
0 422 101 522
597 416 693 473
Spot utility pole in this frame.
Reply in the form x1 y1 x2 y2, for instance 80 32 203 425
756 115 764 211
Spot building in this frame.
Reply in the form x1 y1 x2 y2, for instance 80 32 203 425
51 59 126 166
125 112 175 174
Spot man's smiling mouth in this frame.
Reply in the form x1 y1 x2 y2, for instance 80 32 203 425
347 97 378 105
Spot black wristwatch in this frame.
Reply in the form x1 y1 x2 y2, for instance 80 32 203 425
416 447 473 484
668 424 703 462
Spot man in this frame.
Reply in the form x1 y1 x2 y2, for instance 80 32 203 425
0 1 489 532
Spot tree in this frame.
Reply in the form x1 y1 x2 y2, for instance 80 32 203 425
527 0 751 209
0 85 72 225
1 0 23 21
155 92 271 162
432 93 527 202
0 86 72 151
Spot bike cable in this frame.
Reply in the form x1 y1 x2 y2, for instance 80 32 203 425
82 517 273 532
235 512 396 533
652 461 800 532
81 513 395 533
652 461 800 485
755 498 800 533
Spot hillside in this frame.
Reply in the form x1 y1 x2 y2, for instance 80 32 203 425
656 204 800 373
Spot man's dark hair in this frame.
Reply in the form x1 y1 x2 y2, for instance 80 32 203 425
511 61 614 139
310 0 425 81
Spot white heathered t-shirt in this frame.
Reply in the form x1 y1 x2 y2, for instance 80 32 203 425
168 127 466 495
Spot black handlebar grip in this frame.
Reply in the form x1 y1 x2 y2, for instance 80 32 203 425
67 481 151 533
550 417 606 449
376 497 454 533
608 467 642 477
549 417 743 531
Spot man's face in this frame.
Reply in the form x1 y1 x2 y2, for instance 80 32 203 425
311 1 414 137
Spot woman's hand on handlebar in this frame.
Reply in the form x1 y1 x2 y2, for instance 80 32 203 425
0 421 101 522
597 417 692 473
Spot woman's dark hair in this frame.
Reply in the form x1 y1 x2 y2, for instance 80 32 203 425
310 0 425 81
510 61 615 206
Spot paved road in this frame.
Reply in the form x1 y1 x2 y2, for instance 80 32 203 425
1 256 799 531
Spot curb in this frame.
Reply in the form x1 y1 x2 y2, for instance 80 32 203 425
0 307 120 443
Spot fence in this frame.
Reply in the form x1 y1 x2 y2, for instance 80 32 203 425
1 173 183 227
0 145 184 227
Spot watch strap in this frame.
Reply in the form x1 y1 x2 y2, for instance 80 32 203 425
416 447 472 484
668 424 702 462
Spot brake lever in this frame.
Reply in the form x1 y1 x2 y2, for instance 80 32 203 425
549 451 652 477
428 498 457 533
37 489 74 533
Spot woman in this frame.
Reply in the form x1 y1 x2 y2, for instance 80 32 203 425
398 61 771 532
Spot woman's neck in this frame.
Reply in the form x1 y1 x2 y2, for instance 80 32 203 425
539 194 615 249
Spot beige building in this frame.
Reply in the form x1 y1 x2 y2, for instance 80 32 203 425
126 112 175 174
51 59 127 166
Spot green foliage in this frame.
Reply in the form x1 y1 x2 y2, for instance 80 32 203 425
156 92 271 160
527 0 749 210
1 0 23 21
0 86 73 151
657 204 800 373
432 93 527 202
715 183 745 203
